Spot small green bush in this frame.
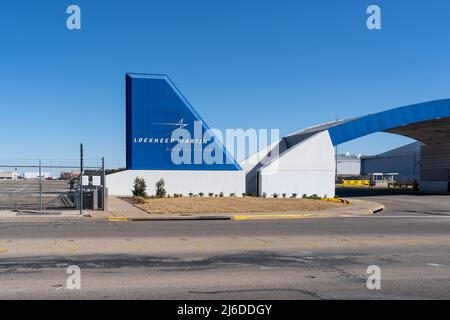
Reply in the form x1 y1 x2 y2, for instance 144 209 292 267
302 194 322 200
132 177 147 198
209 193 214 197
219 192 224 197
273 193 279 198
199 192 204 197
155 178 166 198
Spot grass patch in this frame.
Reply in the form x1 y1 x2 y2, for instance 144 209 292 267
124 197 345 215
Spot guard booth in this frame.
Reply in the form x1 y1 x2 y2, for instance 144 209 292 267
368 173 399 187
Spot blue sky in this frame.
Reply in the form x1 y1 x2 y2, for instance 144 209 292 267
1 0 449 168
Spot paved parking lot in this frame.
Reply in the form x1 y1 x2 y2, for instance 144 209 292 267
0 180 74 210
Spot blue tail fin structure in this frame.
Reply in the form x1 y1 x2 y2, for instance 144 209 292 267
126 74 241 171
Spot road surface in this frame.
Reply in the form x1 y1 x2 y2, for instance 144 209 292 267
0 193 449 299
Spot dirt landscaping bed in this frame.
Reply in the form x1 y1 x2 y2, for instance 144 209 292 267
123 197 345 215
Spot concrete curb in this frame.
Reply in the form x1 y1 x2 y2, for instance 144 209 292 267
0 199 385 223
369 204 386 214
108 215 231 222
106 200 385 222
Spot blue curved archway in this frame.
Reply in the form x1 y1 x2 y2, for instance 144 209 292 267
327 99 450 146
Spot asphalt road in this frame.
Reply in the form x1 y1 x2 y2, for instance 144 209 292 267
0 192 449 300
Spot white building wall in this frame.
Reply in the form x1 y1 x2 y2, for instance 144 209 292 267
23 172 52 180
239 139 288 195
107 170 245 196
337 158 361 177
259 131 336 198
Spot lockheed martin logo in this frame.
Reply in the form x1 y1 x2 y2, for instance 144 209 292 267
154 118 188 134
133 119 210 145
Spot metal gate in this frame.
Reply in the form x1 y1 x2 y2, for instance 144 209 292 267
0 155 106 212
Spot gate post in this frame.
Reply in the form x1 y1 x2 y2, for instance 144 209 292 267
102 157 106 211
80 144 84 215
39 159 43 211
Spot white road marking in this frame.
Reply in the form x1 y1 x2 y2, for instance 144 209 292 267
426 263 444 267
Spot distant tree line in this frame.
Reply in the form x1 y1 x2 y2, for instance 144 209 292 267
105 168 127 175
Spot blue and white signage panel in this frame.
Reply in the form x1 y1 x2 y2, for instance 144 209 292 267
126 74 241 171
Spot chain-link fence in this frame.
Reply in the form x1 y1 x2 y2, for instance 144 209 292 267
0 158 106 212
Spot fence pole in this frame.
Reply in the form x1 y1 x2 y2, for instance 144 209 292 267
102 157 106 211
80 144 84 215
39 159 43 211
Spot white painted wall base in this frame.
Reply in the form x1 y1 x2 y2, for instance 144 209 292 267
107 170 246 196
260 171 336 198
259 131 336 198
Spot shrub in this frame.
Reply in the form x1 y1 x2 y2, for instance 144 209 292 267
132 177 147 198
302 194 307 199
209 193 214 197
273 193 279 198
155 178 166 198
230 193 236 197
199 192 204 197
282 193 287 198
302 194 322 200
189 193 194 198
219 192 224 197
262 192 267 198
291 193 297 198
242 193 247 197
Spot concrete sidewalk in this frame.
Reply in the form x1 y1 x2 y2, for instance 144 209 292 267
105 196 385 221
105 196 153 220
0 209 93 222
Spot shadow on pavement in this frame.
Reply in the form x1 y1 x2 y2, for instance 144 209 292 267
0 251 361 273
